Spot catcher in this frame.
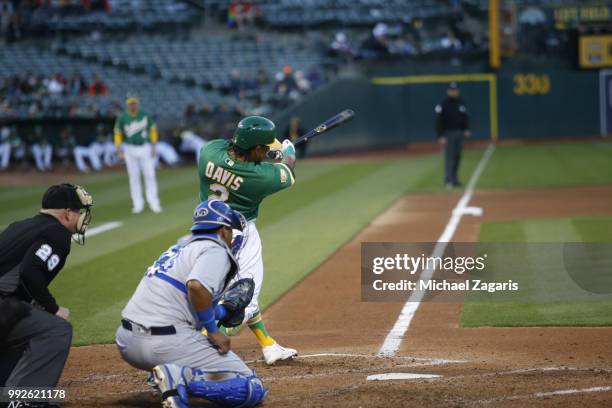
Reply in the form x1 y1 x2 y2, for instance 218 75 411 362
115 199 266 408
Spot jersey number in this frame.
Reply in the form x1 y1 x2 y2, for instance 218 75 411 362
35 244 61 271
209 183 229 202
146 244 181 276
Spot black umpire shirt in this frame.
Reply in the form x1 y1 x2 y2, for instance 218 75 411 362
435 97 469 137
0 214 71 314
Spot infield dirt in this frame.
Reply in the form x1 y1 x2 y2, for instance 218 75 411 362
61 185 612 407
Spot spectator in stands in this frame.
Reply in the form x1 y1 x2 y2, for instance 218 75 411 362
227 0 239 28
30 126 52 172
47 73 65 96
55 126 76 168
275 65 299 100
0 125 10 170
228 0 255 30
330 32 355 58
88 74 108 96
440 32 462 51
67 72 88 96
283 116 306 158
360 22 391 58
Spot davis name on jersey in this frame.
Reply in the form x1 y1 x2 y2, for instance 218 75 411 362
203 161 244 191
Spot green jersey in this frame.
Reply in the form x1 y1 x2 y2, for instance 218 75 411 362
114 111 155 145
198 139 295 220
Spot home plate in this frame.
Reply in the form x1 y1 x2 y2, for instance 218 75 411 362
366 373 442 381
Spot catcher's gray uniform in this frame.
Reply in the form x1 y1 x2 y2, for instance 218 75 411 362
115 236 250 375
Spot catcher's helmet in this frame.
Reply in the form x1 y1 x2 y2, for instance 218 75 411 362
191 199 246 233
233 116 281 150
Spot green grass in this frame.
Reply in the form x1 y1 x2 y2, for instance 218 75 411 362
30 152 479 345
3 140 611 343
477 141 612 189
461 215 612 327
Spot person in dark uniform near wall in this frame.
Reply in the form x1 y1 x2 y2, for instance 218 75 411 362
435 82 471 188
0 184 93 397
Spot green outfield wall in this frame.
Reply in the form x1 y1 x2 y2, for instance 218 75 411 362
275 67 601 155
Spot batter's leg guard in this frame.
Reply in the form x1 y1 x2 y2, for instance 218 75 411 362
152 364 190 408
186 369 267 408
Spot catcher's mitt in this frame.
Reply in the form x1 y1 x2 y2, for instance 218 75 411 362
218 278 255 328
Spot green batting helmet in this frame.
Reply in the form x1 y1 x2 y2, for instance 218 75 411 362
233 116 281 150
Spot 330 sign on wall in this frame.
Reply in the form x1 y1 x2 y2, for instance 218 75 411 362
513 74 551 95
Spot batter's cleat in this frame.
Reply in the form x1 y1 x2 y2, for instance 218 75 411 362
150 205 163 214
152 364 190 408
262 342 298 365
132 206 144 214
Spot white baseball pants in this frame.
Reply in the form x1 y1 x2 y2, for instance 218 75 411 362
123 143 161 211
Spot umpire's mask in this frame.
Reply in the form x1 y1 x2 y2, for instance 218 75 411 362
42 183 94 245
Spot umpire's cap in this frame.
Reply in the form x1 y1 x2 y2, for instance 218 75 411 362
191 199 246 233
42 183 93 210
233 116 282 150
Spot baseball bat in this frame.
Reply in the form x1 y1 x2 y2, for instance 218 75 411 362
292 109 355 146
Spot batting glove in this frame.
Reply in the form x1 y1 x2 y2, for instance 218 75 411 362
281 139 296 157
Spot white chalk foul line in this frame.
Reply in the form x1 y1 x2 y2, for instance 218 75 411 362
367 373 442 381
472 385 612 405
378 144 495 357
245 352 465 365
83 221 123 238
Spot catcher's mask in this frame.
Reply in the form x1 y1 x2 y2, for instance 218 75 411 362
42 183 93 245
191 199 246 234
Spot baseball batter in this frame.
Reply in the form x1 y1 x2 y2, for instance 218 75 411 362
114 95 162 214
197 115 298 365
116 199 267 408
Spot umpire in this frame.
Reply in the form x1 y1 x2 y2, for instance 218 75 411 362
0 184 93 390
435 82 471 188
